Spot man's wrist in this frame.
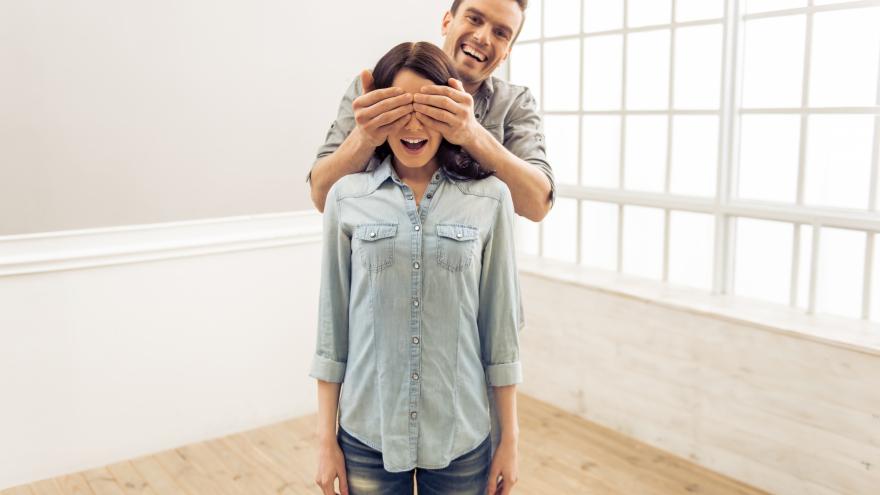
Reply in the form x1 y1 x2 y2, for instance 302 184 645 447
463 125 502 171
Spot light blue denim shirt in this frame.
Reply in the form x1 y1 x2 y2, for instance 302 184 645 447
309 154 523 472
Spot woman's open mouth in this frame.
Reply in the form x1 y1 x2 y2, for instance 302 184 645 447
401 138 428 154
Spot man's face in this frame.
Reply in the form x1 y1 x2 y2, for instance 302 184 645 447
441 0 523 88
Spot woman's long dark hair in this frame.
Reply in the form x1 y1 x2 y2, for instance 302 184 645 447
372 42 494 181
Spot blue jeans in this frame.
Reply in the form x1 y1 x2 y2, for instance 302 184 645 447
338 426 492 495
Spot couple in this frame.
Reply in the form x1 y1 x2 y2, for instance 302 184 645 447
307 1 555 494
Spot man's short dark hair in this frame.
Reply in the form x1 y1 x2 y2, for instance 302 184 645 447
449 0 529 45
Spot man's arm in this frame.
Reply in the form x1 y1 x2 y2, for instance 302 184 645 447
309 71 413 213
414 79 554 222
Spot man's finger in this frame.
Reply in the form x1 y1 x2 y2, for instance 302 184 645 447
354 87 406 110
413 93 460 114
448 77 466 92
420 84 470 104
360 94 413 123
360 69 375 93
413 103 455 125
371 104 413 128
412 112 449 133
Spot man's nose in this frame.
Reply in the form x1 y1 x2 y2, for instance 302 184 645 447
472 24 491 45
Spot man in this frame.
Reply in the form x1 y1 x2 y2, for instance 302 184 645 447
307 0 555 222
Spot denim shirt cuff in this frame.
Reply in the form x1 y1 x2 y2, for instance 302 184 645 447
486 361 523 387
309 354 346 383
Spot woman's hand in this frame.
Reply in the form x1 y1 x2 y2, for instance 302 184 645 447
315 439 349 495
487 437 519 494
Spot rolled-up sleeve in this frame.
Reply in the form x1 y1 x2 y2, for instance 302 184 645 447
308 185 351 383
478 186 523 387
503 87 556 208
306 76 362 183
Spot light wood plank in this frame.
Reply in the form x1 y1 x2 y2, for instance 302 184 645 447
103 461 158 495
126 457 187 495
0 485 36 495
55 474 93 495
81 468 124 495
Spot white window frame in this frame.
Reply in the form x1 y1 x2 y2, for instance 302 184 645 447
510 0 880 320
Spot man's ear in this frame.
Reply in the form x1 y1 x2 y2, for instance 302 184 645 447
441 11 453 36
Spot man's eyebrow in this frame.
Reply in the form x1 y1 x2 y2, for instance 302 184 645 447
463 7 514 36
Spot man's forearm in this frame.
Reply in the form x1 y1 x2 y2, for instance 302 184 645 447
316 379 342 446
465 129 552 222
493 384 520 443
310 129 376 212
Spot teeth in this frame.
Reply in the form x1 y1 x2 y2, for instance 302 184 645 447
403 138 426 144
462 44 486 62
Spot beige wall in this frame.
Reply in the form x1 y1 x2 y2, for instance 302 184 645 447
0 0 443 235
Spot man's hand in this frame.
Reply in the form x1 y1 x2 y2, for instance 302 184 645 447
413 78 483 148
486 437 519 494
352 70 414 147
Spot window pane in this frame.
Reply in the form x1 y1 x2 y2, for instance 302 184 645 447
516 215 540 256
676 0 724 22
544 39 580 111
518 0 541 41
737 114 800 203
796 224 812 310
816 228 865 319
670 115 718 197
542 198 578 263
669 211 715 290
741 16 805 108
544 115 579 185
674 24 723 109
581 201 618 270
734 218 793 305
584 0 623 33
582 115 621 188
809 7 880 107
510 43 541 109
628 0 671 27
627 29 671 109
622 205 664 279
545 0 580 37
804 115 874 210
583 34 622 110
743 0 806 15
624 115 667 192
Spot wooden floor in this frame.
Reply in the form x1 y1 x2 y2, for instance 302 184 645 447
2 394 769 494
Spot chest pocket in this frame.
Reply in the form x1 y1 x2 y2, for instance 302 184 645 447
353 223 397 272
436 224 480 272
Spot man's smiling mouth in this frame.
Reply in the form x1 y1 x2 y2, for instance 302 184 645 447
461 43 487 63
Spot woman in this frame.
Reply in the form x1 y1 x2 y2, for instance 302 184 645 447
309 41 521 495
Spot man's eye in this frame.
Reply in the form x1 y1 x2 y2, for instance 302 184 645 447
495 30 510 39
467 15 480 24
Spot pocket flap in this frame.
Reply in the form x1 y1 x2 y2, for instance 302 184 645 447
436 224 479 241
355 223 397 241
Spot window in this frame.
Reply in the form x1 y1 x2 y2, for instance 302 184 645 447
508 0 880 322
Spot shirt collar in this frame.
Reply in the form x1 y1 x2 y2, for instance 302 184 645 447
474 76 495 101
368 154 448 192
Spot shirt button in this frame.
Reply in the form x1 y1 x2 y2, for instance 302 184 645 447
413 299 419 307
412 336 420 344
369 232 376 238
406 195 413 200
411 411 417 420
412 373 419 381
414 225 421 231
456 233 463 239
413 262 420 269
426 193 433 199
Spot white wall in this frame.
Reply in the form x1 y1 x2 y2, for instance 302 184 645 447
0 0 444 235
0 212 323 490
517 266 880 495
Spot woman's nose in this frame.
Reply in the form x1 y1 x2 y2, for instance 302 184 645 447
404 112 423 131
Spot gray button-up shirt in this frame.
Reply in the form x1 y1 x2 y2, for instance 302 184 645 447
309 155 523 472
309 75 556 206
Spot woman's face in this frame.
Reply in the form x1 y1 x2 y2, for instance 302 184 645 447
386 69 443 171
